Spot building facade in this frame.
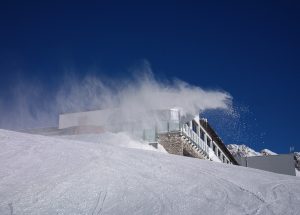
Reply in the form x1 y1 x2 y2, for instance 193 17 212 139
58 108 238 165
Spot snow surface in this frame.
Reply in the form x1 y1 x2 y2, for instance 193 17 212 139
1 129 300 215
55 132 167 153
208 147 221 163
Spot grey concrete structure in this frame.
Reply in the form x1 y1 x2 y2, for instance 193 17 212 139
236 154 296 176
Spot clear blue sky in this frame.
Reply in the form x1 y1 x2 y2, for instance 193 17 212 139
0 1 299 153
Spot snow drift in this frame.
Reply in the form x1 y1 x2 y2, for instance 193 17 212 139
1 129 300 215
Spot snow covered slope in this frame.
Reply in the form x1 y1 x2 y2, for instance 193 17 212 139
55 132 167 153
1 130 300 215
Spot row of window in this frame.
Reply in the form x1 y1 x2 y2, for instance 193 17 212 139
191 120 230 164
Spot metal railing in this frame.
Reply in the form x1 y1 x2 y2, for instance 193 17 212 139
181 123 209 156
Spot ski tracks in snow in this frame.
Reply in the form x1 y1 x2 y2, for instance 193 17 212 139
199 168 300 215
198 169 269 214
91 191 107 215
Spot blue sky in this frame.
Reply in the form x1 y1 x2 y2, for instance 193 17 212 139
0 1 299 153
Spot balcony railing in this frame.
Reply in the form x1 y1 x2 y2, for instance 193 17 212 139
181 123 209 156
140 120 209 157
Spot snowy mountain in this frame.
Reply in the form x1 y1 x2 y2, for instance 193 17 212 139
227 144 278 157
227 144 262 157
1 129 300 214
260 149 278 156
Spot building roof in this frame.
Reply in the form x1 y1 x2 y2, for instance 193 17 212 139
199 119 239 165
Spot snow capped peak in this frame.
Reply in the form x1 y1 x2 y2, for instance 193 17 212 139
227 144 278 158
261 149 277 156
227 144 260 157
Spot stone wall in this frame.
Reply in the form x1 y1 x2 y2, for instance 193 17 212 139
158 132 183 155
158 132 207 160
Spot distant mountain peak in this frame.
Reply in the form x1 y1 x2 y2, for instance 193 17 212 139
227 144 278 157
261 149 278 156
226 144 261 157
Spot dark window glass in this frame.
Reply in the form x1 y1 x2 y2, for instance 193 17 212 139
207 138 211 147
200 129 205 140
192 120 198 133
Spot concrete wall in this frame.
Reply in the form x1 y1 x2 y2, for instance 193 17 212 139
238 154 296 176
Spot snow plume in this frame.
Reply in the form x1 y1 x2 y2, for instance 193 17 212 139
201 103 267 149
0 62 232 130
0 78 57 129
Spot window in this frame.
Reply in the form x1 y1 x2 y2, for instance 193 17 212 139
218 149 221 158
222 155 225 162
213 144 216 152
200 129 205 140
207 138 211 147
192 120 198 133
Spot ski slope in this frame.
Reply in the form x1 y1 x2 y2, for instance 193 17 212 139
0 129 300 215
